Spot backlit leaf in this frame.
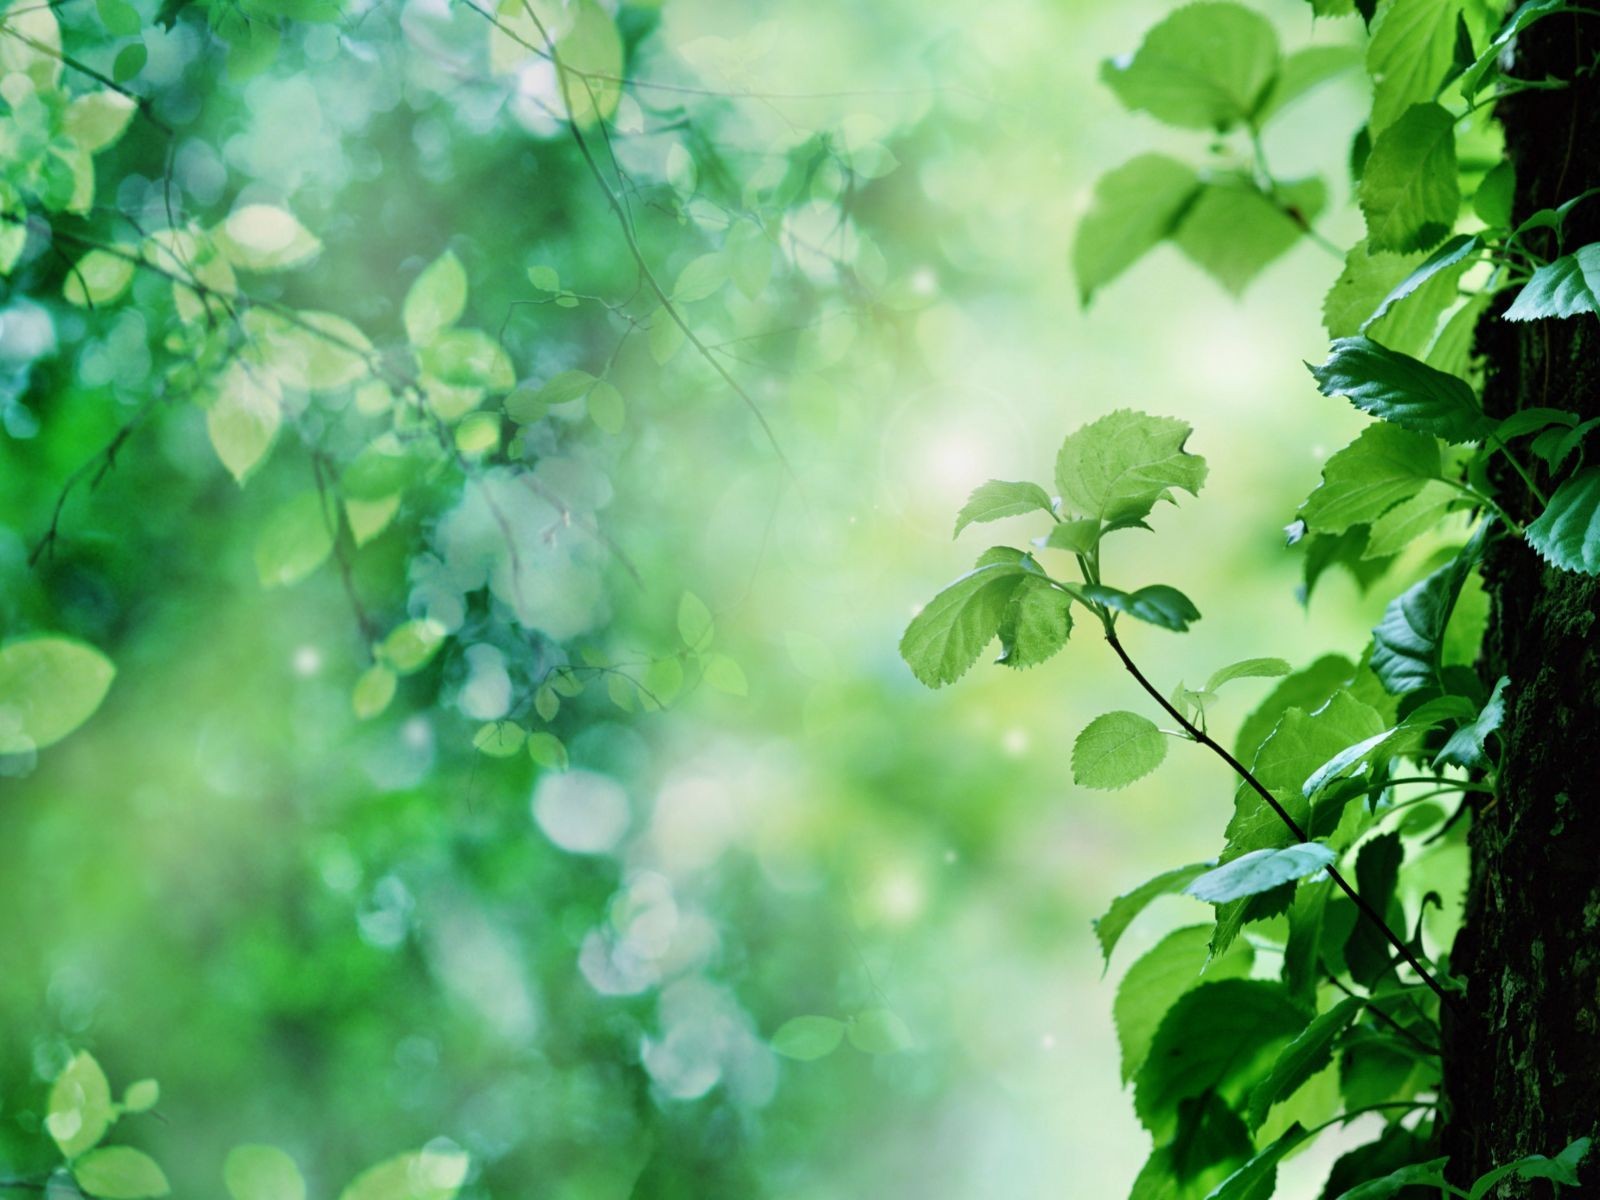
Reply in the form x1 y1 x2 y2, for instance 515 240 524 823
74 1147 171 1199
770 1016 844 1061
1359 103 1459 253
1100 2 1280 131
900 561 1029 687
953 480 1054 537
1073 710 1167 790
1055 410 1207 524
1073 154 1200 303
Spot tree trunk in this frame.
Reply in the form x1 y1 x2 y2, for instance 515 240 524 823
1443 7 1600 1190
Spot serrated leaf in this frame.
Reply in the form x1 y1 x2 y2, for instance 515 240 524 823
1435 674 1509 769
74 1148 170 1199
770 1016 844 1061
900 562 1029 687
0 637 116 756
1133 979 1309 1138
337 1149 469 1200
1364 479 1457 558
1300 423 1442 534
1094 862 1214 966
1366 0 1466 135
1186 843 1336 905
1115 926 1253 1085
1100 2 1280 131
1174 176 1327 295
1505 243 1600 321
403 250 468 343
995 576 1074 669
224 1145 306 1200
1310 336 1490 443
1073 710 1167 790
1055 410 1207 523
1073 154 1200 303
1361 234 1479 334
47 1051 114 1157
953 480 1054 536
1359 103 1459 253
1245 997 1361 1130
1206 658 1291 691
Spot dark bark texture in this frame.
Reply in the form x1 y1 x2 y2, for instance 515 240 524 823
1442 8 1600 1192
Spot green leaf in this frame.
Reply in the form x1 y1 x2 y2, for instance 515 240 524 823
337 1149 469 1200
65 91 136 153
351 665 396 720
74 1148 171 1199
1206 658 1291 691
1073 710 1167 790
1300 423 1442 535
1100 2 1280 131
1185 843 1336 905
1174 176 1328 295
702 653 748 695
255 492 335 588
47 1051 115 1157
526 731 567 770
403 250 468 343
1335 1157 1451 1199
379 619 446 675
1505 243 1600 321
552 0 623 128
1255 44 1361 125
1235 655 1355 763
677 592 715 650
63 248 135 307
1114 926 1253 1084
847 1008 913 1054
112 42 146 82
1094 861 1215 966
1325 243 1465 357
472 721 526 757
0 637 116 756
1083 583 1202 631
953 480 1055 536
1435 674 1509 769
121 1080 159 1114
1036 518 1102 555
206 363 282 485
1457 0 1569 100
1360 234 1480 334
586 379 625 434
995 577 1075 669
1055 410 1208 523
1245 997 1361 1130
1204 1123 1314 1200
1467 1137 1592 1200
1366 0 1466 135
1364 479 1458 558
1371 534 1481 692
215 204 321 272
417 328 514 390
1133 979 1309 1137
1309 336 1490 444
770 1016 845 1061
899 562 1029 687
224 1145 307 1200
1073 155 1200 303
1359 103 1459 253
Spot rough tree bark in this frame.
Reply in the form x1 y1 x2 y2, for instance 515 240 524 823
1443 7 1600 1191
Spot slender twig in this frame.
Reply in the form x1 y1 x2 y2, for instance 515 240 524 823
1103 627 1458 1011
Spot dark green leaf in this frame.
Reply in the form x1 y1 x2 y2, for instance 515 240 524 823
1336 1157 1451 1199
1115 926 1252 1083
1434 674 1508 769
1186 843 1336 905
1505 244 1600 321
1245 997 1361 1130
1204 1122 1315 1200
1083 583 1202 631
1370 533 1481 693
1310 337 1490 443
1467 1137 1591 1200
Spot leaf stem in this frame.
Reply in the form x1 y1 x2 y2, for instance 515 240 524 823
1101 627 1458 1011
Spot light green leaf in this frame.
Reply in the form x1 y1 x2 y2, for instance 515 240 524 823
1324 243 1458 356
472 721 526 757
1300 423 1442 534
553 0 623 127
255 493 335 588
1366 0 1465 135
1527 466 1600 573
243 309 372 392
215 204 321 272
206 363 282 484
65 91 137 153
0 0 63 86
1185 843 1336 904
702 653 748 695
847 1008 913 1054
1255 44 1361 124
403 251 468 343
338 1148 469 1200
1036 518 1101 555
1173 176 1326 295
1361 234 1480 334
1310 336 1490 443
587 379 625 434
121 1080 159 1114
526 731 567 770
677 592 714 650
379 620 446 675
1133 979 1308 1137
1055 410 1207 524
672 252 728 302
47 1051 115 1156
1072 154 1200 303
1073 710 1167 790
770 1016 845 1061
1245 997 1361 1130
1093 861 1215 966
74 1147 171 1199
1100 2 1280 131
1206 658 1291 691
995 576 1074 670
417 328 514 391
1505 243 1600 321
1235 654 1355 764
351 665 396 720
1359 103 1459 253
224 1145 307 1200
63 247 135 306
1114 925 1252 1084
899 561 1029 687
953 480 1054 537
1364 479 1458 558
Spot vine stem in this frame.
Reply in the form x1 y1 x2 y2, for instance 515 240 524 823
1102 627 1458 1012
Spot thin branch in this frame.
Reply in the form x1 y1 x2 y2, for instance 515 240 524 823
1103 627 1458 1011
